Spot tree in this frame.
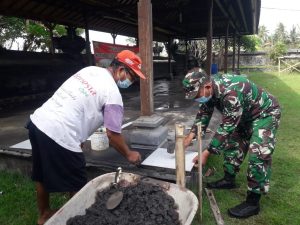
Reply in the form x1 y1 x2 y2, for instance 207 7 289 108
0 16 83 52
236 35 261 52
273 23 288 44
0 16 25 49
269 41 287 64
289 25 300 48
258 25 270 47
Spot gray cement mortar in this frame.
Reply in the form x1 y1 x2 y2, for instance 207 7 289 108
67 182 180 225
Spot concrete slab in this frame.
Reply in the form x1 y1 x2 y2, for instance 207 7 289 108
132 114 165 128
125 126 168 146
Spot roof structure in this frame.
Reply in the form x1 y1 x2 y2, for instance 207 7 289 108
0 0 261 41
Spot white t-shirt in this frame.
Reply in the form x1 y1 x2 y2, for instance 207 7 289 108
30 66 124 152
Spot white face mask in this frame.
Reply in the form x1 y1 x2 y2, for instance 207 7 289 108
117 78 132 88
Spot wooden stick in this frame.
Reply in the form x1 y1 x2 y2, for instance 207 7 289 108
197 122 202 221
175 123 185 188
205 188 224 225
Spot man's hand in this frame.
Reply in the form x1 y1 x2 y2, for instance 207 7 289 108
126 151 142 165
184 133 195 148
193 149 210 167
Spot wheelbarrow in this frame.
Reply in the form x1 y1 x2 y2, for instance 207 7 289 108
45 172 198 225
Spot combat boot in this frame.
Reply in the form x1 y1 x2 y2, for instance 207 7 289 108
228 191 261 218
206 172 236 189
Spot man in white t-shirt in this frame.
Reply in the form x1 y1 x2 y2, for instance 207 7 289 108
27 50 146 225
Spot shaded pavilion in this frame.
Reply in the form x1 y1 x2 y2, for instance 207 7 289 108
0 0 261 115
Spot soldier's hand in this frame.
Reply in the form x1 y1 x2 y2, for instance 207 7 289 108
126 151 142 165
184 133 195 148
193 149 210 167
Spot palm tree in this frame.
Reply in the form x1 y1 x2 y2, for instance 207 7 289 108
258 25 269 45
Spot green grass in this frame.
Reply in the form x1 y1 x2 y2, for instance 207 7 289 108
0 171 69 225
1 71 300 225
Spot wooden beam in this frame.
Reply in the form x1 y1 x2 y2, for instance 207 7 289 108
214 0 238 34
237 36 241 69
185 40 188 72
168 38 173 80
205 188 225 225
224 22 229 73
232 32 236 72
111 32 117 45
175 123 185 188
197 123 203 221
206 0 213 76
84 14 92 66
237 0 249 32
138 0 154 116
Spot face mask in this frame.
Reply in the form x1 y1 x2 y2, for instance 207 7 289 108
117 78 132 88
194 95 212 103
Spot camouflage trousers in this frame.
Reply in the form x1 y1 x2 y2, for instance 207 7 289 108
223 113 281 194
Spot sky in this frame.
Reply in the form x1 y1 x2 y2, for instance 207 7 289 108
259 0 300 33
87 31 130 53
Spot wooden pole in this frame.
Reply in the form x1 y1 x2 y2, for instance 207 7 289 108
237 36 241 70
111 33 117 45
168 38 173 80
278 58 281 74
206 0 213 76
205 188 225 225
84 16 92 66
175 123 185 188
224 22 229 73
232 32 236 72
185 40 188 72
197 122 202 221
138 0 154 116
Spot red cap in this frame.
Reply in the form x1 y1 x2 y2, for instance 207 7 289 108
116 50 146 79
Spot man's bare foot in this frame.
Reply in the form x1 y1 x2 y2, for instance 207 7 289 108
37 209 57 225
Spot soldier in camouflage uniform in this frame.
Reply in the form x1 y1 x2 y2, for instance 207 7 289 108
182 69 281 218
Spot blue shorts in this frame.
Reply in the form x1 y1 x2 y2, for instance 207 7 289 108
27 120 87 193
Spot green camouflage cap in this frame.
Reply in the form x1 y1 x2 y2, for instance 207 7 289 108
182 69 209 99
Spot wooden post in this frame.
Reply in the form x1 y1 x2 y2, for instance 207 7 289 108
224 22 229 73
205 188 225 225
175 123 185 188
185 40 188 72
206 0 213 76
197 123 203 221
138 0 154 116
111 32 117 45
44 22 55 54
232 32 236 72
168 38 173 80
84 16 92 66
237 36 241 70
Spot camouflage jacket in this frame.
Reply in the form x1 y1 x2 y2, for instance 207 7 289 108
191 74 281 154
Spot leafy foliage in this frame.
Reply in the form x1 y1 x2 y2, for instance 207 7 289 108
269 41 288 63
239 35 261 52
0 16 84 52
273 23 288 44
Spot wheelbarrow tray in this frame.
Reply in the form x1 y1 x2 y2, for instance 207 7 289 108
45 172 198 225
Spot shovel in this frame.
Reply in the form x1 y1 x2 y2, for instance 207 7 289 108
106 167 124 210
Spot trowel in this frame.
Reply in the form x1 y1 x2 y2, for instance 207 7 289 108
106 167 123 210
